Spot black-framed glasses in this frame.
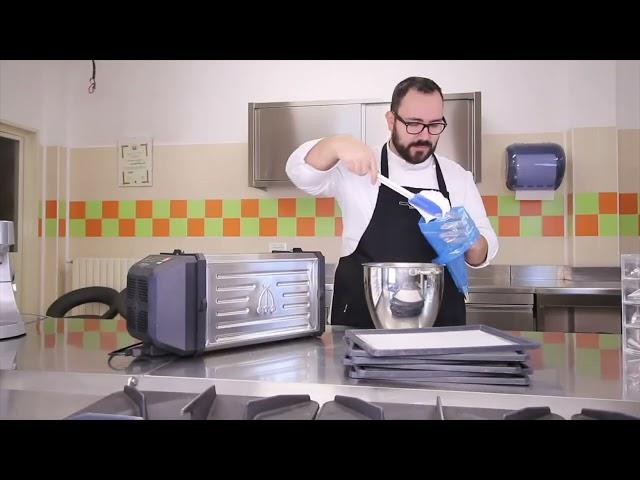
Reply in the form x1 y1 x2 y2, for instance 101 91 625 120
393 112 447 135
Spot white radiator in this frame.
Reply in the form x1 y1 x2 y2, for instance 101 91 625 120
70 257 139 316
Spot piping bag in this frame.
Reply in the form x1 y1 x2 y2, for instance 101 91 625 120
378 173 472 300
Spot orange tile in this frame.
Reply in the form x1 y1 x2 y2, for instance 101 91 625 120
543 332 566 344
136 200 153 218
102 201 118 218
57 319 65 333
599 192 617 214
187 218 204 236
223 218 240 236
84 319 100 331
170 200 187 218
575 214 598 236
527 348 543 370
567 193 573 215
153 219 170 236
37 219 42 237
85 219 102 237
601 349 620 380
119 219 135 237
481 196 498 216
619 193 638 214
335 217 343 236
46 200 57 219
100 332 117 351
278 198 296 217
576 333 599 348
205 199 222 218
316 198 336 217
519 200 541 216
297 218 315 236
45 334 55 348
241 199 259 217
259 218 277 236
116 319 127 332
58 219 66 237
70 201 86 219
498 216 519 236
67 332 83 347
542 216 564 236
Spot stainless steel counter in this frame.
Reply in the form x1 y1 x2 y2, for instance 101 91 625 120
1 316 640 419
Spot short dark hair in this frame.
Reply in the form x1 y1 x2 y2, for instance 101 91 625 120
390 76 443 113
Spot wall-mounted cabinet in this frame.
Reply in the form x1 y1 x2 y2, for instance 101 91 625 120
248 93 481 188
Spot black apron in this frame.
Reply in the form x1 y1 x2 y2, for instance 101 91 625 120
330 144 466 329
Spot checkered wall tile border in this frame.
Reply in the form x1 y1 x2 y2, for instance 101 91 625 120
37 193 639 238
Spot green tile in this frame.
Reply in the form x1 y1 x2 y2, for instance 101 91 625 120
277 218 296 236
43 318 56 334
38 202 42 218
520 331 544 342
335 203 342 216
222 199 241 218
58 201 66 219
152 200 170 218
84 332 100 350
296 197 316 217
259 198 278 217
575 192 599 215
69 219 85 237
575 349 601 376
498 195 519 216
187 200 205 218
85 200 102 219
542 344 566 368
620 215 639 236
240 218 259 236
599 214 618 236
45 219 57 238
520 217 542 237
102 219 119 237
599 334 621 349
315 217 335 236
117 332 135 347
169 218 187 237
541 195 564 215
204 218 223 237
204 218 223 236
100 320 118 332
67 318 84 332
119 200 136 219
135 219 152 237
489 216 498 233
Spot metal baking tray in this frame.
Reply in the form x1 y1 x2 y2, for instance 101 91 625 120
343 357 532 375
345 325 540 357
344 338 530 362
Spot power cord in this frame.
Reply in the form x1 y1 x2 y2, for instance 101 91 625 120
88 60 96 94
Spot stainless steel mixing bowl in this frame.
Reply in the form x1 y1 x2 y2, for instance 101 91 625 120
363 262 444 329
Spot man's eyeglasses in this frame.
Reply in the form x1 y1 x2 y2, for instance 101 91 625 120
392 112 447 135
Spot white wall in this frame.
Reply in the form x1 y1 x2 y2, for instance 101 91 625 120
616 60 640 129
1 60 631 147
0 60 68 145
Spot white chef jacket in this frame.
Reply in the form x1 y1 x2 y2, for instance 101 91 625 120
285 138 499 268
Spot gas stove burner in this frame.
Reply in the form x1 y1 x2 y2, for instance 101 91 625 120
66 383 319 420
65 383 636 420
571 408 640 420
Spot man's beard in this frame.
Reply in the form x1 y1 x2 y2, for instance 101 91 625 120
391 126 438 165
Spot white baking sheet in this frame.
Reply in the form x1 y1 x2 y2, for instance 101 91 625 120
357 330 516 351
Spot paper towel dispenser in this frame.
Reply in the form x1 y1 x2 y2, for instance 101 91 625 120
506 143 565 191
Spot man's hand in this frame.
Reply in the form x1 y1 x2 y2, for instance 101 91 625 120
305 135 378 184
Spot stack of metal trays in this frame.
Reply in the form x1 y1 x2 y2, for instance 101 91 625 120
343 325 540 386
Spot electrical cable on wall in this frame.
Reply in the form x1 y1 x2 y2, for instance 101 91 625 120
88 60 96 94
